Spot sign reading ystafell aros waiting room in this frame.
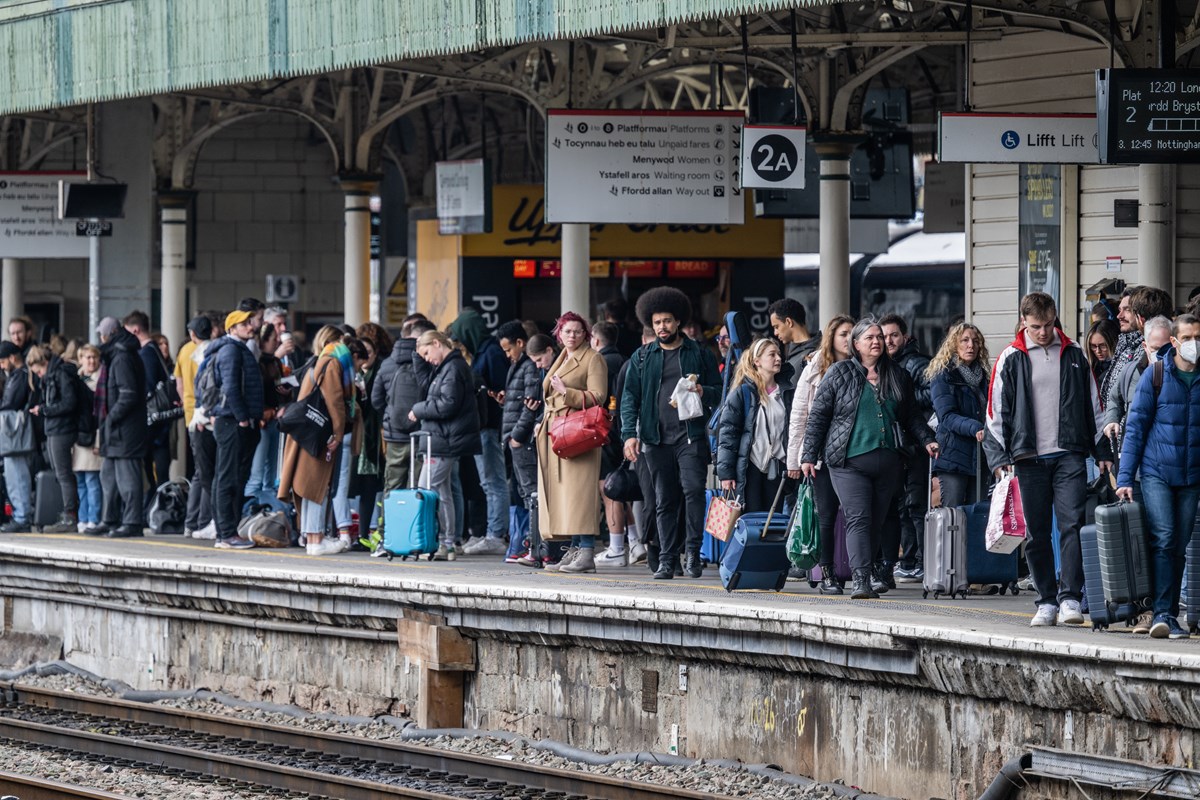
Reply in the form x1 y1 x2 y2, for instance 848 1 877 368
0 171 89 258
460 185 782 259
545 110 744 225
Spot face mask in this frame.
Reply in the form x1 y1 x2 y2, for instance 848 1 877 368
1181 340 1200 364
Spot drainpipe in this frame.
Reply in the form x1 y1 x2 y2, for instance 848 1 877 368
976 753 1031 800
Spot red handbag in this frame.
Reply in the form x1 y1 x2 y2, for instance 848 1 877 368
549 392 612 459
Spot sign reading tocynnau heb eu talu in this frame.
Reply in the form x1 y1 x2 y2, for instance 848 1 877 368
545 110 744 225
938 113 1099 163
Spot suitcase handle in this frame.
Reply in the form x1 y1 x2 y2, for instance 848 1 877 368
761 478 788 538
409 431 434 491
929 444 989 509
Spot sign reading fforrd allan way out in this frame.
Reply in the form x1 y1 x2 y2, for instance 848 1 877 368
545 110 744 225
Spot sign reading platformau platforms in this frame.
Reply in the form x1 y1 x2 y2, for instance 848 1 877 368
545 110 744 225
0 172 89 258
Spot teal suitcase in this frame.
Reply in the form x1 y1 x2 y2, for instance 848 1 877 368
382 432 439 559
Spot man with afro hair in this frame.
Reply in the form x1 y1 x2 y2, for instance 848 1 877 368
620 287 721 579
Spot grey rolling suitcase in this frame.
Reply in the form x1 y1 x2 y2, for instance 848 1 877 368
33 469 63 530
923 462 969 599
1095 501 1152 614
1186 515 1200 633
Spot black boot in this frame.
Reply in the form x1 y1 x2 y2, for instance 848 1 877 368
871 562 892 594
851 568 879 600
819 569 843 595
647 545 661 574
654 554 677 580
683 551 702 578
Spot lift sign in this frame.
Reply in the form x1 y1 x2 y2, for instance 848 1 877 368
741 125 806 190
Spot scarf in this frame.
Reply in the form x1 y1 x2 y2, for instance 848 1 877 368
954 358 986 389
321 342 356 420
94 362 109 421
1101 330 1143 403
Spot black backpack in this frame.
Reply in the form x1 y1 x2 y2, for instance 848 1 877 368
386 361 421 435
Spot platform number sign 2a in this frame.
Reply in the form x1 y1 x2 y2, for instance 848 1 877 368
740 125 806 191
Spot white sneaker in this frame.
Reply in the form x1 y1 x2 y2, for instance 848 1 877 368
594 548 628 568
77 522 89 534
307 539 345 556
464 537 507 555
192 521 217 540
1030 604 1059 627
629 541 647 564
1057 599 1085 626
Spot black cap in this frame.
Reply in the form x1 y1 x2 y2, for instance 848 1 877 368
187 315 213 340
0 342 20 359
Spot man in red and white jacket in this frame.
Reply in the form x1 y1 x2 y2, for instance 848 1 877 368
986 292 1111 628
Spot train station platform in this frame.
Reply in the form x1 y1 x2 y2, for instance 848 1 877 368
0 532 1197 800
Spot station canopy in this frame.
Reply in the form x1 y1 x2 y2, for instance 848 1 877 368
0 0 813 116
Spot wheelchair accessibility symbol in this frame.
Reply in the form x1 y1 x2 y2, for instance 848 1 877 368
1000 130 1020 150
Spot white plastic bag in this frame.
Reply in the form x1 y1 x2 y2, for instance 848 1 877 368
669 376 703 421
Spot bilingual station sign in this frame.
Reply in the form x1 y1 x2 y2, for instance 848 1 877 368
1097 69 1200 164
0 172 89 258
545 110 744 225
938 113 1098 164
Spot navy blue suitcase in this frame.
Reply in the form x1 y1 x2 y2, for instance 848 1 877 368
701 489 727 565
1081 522 1140 629
1186 512 1200 633
963 502 1020 592
719 511 791 592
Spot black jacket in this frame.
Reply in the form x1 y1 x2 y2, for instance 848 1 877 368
893 339 933 416
786 336 820 384
598 345 624 406
373 338 427 443
411 350 481 458
39 356 80 437
501 354 541 446
716 366 796 494
985 329 1108 471
801 356 934 468
0 365 31 412
100 328 148 459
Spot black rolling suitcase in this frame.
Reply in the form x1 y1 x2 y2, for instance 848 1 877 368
1095 501 1152 617
33 469 63 530
1186 516 1200 633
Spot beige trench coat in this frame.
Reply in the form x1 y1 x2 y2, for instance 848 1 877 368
536 345 608 539
278 356 348 505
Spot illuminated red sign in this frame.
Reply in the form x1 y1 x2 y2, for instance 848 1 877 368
614 260 663 278
667 260 716 278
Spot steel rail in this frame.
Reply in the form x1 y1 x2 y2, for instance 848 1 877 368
4 684 735 800
0 716 458 800
0 770 135 800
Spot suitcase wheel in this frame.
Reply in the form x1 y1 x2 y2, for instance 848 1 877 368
726 574 740 592
808 581 818 589
922 590 929 599
1010 585 1020 596
933 591 941 600
1091 621 1107 631
998 585 1008 596
774 574 787 592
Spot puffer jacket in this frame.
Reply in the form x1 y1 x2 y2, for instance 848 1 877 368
985 329 1108 471
501 354 541 446
0 365 31 412
373 337 426 443
411 350 481 458
929 363 986 476
100 328 148 460
1118 348 1200 487
894 339 933 416
39 356 80 437
207 336 265 424
800 356 934 468
717 367 795 494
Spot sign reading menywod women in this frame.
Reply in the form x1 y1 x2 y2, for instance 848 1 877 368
545 110 744 225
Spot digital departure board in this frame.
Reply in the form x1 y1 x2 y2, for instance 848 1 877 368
1097 68 1200 163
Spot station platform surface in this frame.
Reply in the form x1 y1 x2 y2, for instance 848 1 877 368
2 530 1199 672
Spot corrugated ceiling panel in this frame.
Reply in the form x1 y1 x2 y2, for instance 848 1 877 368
0 0 802 114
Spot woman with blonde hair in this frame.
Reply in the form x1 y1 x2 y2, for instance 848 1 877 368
785 314 854 593
407 329 480 560
716 338 794 512
72 344 103 532
927 322 991 508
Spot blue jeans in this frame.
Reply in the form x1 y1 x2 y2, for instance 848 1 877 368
474 429 508 539
332 432 353 529
1139 475 1200 618
244 420 279 500
572 534 595 548
3 454 31 524
77 471 102 524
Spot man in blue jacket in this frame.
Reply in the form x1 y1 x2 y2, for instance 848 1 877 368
621 288 720 579
1116 312 1200 640
207 308 264 550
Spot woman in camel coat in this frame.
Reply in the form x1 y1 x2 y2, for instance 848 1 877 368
279 335 368 556
536 311 608 574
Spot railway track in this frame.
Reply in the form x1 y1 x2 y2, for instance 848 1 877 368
0 683 729 800
0 770 135 800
